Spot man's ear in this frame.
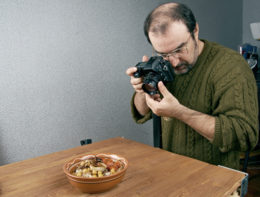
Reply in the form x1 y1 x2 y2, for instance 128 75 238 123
194 23 199 39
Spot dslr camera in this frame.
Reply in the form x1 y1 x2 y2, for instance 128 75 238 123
134 56 175 95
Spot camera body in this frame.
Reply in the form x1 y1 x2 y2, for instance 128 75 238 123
134 56 175 95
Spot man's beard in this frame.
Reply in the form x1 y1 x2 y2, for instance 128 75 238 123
173 62 193 75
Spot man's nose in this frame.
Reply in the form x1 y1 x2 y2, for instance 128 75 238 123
167 56 180 67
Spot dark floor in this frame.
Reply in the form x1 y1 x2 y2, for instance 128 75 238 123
240 154 260 197
246 168 260 197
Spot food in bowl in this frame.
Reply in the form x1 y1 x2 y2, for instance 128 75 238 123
73 156 124 178
63 153 128 193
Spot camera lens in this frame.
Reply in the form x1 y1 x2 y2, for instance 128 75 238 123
142 72 161 95
143 81 157 95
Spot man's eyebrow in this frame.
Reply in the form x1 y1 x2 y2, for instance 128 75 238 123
154 42 186 54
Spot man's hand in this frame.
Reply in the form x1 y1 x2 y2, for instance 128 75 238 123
146 81 215 141
126 56 151 116
145 81 181 118
126 56 149 93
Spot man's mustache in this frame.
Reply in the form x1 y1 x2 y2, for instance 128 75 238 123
175 63 189 68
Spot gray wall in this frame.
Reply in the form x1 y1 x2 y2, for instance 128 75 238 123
243 0 260 57
0 0 243 165
183 0 243 50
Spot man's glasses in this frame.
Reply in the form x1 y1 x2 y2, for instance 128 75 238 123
154 35 191 59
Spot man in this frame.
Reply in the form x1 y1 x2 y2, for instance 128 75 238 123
126 2 259 170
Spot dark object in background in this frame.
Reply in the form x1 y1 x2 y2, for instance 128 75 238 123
134 56 175 95
239 43 260 173
239 43 258 74
80 138 92 146
153 113 162 148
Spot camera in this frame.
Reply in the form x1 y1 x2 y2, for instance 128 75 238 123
134 56 175 95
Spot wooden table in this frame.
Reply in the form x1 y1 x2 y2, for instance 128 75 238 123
0 137 247 196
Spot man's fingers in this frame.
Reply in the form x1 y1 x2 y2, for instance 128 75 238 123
145 93 158 107
142 55 149 62
158 81 170 97
126 67 137 76
133 83 143 91
152 94 161 102
131 76 142 85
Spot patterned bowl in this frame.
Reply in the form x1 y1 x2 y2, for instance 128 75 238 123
63 153 128 193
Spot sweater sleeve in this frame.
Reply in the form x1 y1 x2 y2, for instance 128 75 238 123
130 92 152 124
211 53 259 152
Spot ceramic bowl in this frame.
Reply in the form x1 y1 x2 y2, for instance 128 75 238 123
63 153 128 193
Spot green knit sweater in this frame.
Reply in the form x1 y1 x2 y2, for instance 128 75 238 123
131 40 259 170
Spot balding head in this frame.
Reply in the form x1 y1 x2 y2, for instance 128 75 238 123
144 2 197 43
